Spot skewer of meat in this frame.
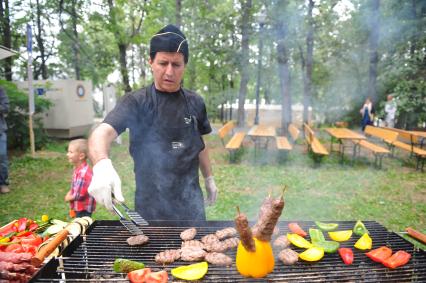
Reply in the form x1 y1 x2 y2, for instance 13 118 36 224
235 207 255 252
251 193 273 237
0 253 32 264
253 188 286 242
180 228 197 241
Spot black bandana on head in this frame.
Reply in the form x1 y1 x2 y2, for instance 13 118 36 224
150 24 189 63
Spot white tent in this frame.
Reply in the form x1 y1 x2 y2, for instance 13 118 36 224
0 45 18 60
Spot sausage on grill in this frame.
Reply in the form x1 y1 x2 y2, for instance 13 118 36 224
0 252 32 264
126 234 149 246
155 249 181 264
181 240 204 249
278 248 299 265
215 227 237 240
201 234 219 245
205 252 233 266
204 241 228 253
253 195 285 242
180 228 197 241
235 210 255 252
180 247 206 262
273 235 290 248
223 237 240 250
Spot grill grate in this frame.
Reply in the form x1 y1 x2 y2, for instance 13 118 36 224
30 220 426 282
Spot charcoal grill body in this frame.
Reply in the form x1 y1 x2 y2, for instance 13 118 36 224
30 220 426 282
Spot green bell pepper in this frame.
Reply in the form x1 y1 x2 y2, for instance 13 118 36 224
315 221 339 231
353 220 369 236
309 228 340 253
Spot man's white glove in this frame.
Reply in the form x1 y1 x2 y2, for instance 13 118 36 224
204 176 218 206
88 159 124 211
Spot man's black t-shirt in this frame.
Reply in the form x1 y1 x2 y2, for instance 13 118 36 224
103 86 212 136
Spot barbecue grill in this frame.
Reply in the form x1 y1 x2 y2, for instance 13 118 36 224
30 220 426 282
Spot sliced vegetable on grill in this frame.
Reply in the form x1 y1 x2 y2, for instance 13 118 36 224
365 246 392 263
353 220 369 236
382 250 411 269
171 261 208 281
328 230 353 242
128 268 151 283
309 228 339 253
113 258 145 273
315 221 339 231
354 233 372 250
338 248 354 265
288 222 307 237
299 246 324 262
145 270 168 283
287 233 313 249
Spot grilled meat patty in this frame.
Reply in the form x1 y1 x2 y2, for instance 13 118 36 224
180 228 197 241
215 227 237 240
181 240 204 249
201 234 219 245
155 249 181 264
273 235 290 248
126 234 149 246
223 237 239 249
278 248 299 265
205 252 233 266
180 247 207 262
204 241 228 253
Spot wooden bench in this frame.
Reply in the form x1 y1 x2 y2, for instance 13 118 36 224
218 121 245 162
303 123 329 164
381 127 426 171
354 126 394 168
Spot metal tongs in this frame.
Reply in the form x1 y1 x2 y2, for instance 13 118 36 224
112 194 148 235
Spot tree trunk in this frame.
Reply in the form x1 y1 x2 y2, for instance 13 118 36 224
71 0 80 80
35 0 48 79
304 0 314 125
175 0 182 28
275 6 291 135
367 0 380 103
119 43 131 93
237 0 252 127
0 0 12 81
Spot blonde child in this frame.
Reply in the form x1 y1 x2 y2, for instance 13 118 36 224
64 139 96 218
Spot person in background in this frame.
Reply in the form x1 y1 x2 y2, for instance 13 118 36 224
384 94 397 128
65 139 96 217
87 24 218 221
360 97 375 131
0 87 9 194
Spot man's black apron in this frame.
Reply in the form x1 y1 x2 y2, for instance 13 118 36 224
131 85 206 221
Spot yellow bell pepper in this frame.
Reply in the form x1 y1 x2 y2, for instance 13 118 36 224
287 233 313 249
299 246 325 261
171 261 208 280
328 230 353 242
236 237 275 278
0 237 10 243
354 233 372 250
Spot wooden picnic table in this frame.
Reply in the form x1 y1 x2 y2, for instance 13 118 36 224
247 125 277 161
325 128 366 163
411 131 426 148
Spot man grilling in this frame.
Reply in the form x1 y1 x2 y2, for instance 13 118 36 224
88 24 218 221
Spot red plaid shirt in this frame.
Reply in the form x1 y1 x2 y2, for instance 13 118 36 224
69 161 96 213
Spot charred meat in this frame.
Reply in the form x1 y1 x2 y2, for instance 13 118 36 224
253 195 285 242
235 210 255 252
126 234 149 246
205 252 233 266
180 227 197 241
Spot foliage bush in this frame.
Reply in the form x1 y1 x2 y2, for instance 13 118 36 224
0 80 51 150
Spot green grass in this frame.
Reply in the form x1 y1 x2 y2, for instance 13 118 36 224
1 129 425 249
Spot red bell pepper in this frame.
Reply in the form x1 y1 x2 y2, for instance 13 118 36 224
338 248 354 265
17 218 28 232
382 250 411 269
365 246 392 263
0 220 18 237
288 222 307 237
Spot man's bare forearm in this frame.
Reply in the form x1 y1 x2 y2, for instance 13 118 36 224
88 123 118 165
199 145 212 178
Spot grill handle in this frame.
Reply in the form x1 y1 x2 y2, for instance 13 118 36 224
406 227 426 244
31 229 69 267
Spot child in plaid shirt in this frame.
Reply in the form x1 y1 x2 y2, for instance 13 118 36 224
65 139 96 218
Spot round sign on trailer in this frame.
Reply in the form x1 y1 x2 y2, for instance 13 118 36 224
77 85 85 97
